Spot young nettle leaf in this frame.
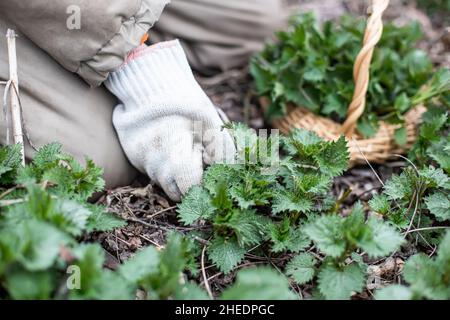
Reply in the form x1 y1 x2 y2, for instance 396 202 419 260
305 203 403 259
70 244 135 300
216 209 267 247
428 137 450 173
409 105 449 170
361 217 405 258
141 233 194 300
85 204 126 233
419 166 449 189
272 190 313 214
69 244 105 299
177 186 215 225
425 192 450 222
369 194 391 215
283 129 323 158
229 171 275 209
15 143 105 200
221 267 296 300
383 172 415 201
8 184 93 237
269 219 310 253
285 253 317 285
304 214 346 258
412 68 450 106
283 129 349 177
0 144 22 185
314 136 349 177
207 237 246 274
203 164 241 195
317 262 366 300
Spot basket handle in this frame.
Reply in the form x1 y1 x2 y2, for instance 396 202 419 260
341 0 390 137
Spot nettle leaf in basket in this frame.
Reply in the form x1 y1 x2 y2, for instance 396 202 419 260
251 13 447 137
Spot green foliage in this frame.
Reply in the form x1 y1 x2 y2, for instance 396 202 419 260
0 144 22 185
409 105 449 173
0 143 129 300
128 233 208 300
2 109 449 300
251 13 449 137
371 108 450 300
221 267 296 300
208 237 247 274
304 203 404 259
294 203 404 299
285 253 317 284
370 155 450 244
178 125 349 274
376 230 450 300
317 262 366 300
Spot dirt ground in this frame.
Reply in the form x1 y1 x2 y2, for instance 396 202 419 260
93 0 449 298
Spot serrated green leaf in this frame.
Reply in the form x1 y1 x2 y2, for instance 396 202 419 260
272 190 313 214
360 217 404 258
218 209 267 247
384 173 413 200
317 263 366 300
369 194 390 215
269 222 310 253
221 267 296 300
177 186 215 225
208 237 246 274
285 253 317 284
425 192 450 222
304 215 346 258
314 136 349 177
0 144 22 184
85 204 126 232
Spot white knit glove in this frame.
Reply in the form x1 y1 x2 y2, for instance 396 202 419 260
105 40 236 201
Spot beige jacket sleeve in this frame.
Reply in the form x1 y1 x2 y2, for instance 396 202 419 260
0 0 169 87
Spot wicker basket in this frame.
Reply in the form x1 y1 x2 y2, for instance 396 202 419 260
263 0 425 166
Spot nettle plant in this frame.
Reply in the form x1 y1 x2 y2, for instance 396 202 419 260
369 105 450 300
0 143 294 300
370 106 449 243
178 124 407 299
250 13 450 139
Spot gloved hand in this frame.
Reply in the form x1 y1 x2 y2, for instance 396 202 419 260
105 40 236 201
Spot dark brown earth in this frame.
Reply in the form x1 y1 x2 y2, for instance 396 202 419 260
93 0 449 298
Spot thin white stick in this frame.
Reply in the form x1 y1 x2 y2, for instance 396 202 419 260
6 29 25 165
